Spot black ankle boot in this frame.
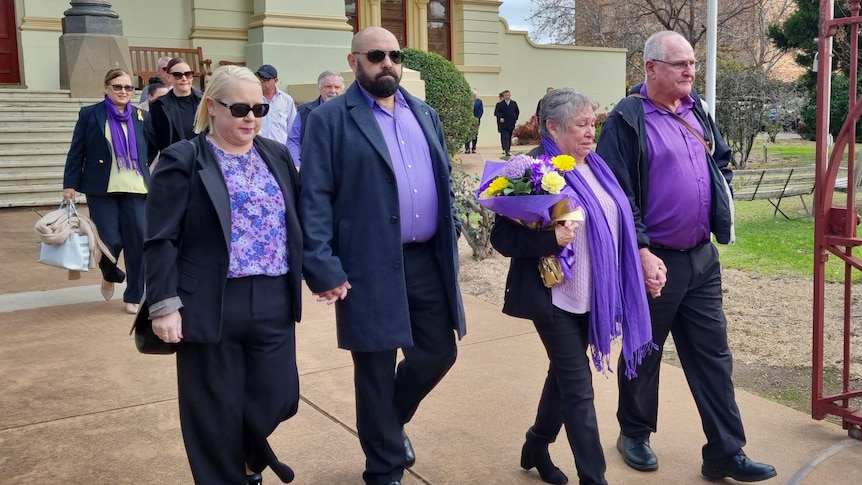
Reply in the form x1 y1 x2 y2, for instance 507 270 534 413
520 439 569 484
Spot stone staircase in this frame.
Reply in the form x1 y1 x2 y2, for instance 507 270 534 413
0 89 101 207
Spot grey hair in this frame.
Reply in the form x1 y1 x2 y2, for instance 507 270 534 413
643 30 682 67
317 70 344 88
537 88 599 139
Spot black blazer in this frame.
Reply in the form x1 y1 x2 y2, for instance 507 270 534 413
144 134 302 343
149 89 203 151
63 102 156 196
494 100 520 132
489 145 561 323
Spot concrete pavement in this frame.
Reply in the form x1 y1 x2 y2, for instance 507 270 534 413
2 175 861 484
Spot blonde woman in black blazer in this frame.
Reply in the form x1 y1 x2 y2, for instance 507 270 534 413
62 68 156 314
144 66 302 485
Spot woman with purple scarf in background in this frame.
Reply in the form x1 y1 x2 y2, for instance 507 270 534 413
63 68 156 314
490 88 655 485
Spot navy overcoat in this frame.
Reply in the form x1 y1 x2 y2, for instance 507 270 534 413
299 83 466 352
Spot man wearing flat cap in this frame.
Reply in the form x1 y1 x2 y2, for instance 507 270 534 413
256 64 297 145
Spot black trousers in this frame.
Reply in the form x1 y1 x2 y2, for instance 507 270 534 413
616 242 747 461
86 193 145 303
465 119 480 151
529 306 607 485
177 274 299 484
351 241 458 485
500 128 513 153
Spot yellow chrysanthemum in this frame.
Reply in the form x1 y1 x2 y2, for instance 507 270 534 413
479 176 510 198
541 171 565 194
551 154 576 172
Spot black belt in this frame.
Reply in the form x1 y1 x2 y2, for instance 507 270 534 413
403 240 430 250
649 240 709 252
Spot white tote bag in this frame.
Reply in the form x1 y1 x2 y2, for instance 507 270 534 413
38 202 91 271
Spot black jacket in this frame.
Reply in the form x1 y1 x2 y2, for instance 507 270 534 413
494 100 520 132
149 89 203 151
595 83 733 246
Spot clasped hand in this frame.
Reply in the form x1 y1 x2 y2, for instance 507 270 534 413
639 248 668 298
314 281 352 305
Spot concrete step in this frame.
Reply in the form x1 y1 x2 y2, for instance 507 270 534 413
0 140 71 152
0 172 61 188
0 106 85 117
0 192 63 208
0 96 100 106
0 127 73 141
0 88 74 99
0 116 79 129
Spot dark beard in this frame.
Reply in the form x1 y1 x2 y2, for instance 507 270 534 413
356 62 400 98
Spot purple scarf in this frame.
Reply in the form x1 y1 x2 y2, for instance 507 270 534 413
104 96 140 173
541 137 656 378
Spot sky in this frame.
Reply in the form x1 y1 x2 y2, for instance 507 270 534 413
498 0 534 33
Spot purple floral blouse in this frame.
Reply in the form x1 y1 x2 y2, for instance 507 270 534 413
209 140 289 278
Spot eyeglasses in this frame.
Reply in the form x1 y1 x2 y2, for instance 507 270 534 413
215 100 270 118
651 59 699 72
109 84 134 93
160 67 168 72
352 49 404 64
170 70 195 80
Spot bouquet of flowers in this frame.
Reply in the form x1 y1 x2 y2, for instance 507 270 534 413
476 154 584 286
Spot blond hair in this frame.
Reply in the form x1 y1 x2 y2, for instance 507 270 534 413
193 65 261 134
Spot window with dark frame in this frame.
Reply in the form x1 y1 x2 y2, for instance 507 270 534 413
381 0 407 48
345 0 358 33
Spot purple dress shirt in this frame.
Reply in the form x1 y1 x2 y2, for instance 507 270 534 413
641 86 711 249
209 140 289 278
359 86 438 243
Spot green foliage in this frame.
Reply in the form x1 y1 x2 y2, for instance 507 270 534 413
799 74 862 141
402 47 476 158
452 170 494 260
767 0 820 73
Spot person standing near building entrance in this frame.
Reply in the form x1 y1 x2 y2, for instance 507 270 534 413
494 89 519 156
464 88 483 153
256 64 297 145
595 30 777 483
300 26 466 485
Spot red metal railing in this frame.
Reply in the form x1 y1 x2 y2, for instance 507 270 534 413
813 0 862 438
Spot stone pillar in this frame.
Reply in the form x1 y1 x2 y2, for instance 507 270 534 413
59 1 133 97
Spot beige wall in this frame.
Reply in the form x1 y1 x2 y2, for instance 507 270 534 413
464 18 626 151
12 0 626 152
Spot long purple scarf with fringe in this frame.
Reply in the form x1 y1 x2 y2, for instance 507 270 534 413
104 96 140 173
542 137 656 378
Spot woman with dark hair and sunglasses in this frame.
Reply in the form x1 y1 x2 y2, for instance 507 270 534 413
149 57 202 151
62 68 156 314
144 65 301 485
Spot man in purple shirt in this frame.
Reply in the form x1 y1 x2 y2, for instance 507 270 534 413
299 27 466 485
596 30 776 483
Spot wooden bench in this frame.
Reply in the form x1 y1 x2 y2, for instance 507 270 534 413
731 166 817 219
128 46 213 88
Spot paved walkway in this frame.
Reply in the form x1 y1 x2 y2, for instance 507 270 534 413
2 173 861 484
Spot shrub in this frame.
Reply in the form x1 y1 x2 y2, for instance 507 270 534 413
402 47 477 157
452 171 494 260
513 117 540 145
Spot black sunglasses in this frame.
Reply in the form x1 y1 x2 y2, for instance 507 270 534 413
353 49 403 64
216 100 270 118
170 70 195 80
109 84 134 93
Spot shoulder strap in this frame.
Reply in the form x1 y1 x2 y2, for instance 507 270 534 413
628 93 714 156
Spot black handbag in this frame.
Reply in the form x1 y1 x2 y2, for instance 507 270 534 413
129 299 177 355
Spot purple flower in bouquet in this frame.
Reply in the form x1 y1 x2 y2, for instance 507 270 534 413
502 155 534 179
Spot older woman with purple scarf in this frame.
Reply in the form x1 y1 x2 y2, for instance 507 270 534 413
63 68 156 314
490 88 656 485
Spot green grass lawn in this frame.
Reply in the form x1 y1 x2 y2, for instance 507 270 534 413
718 194 862 283
723 135 862 283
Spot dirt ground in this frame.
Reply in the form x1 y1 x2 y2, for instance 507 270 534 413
456 237 862 416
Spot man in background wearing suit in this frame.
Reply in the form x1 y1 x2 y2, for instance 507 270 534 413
299 26 466 485
494 89 519 156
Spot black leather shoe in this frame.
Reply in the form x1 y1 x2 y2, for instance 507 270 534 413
385 482 401 485
616 434 658 471
702 451 776 482
403 433 415 469
246 472 263 485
